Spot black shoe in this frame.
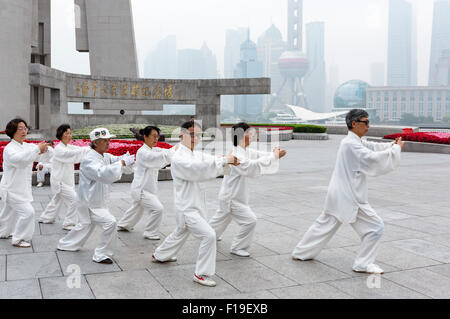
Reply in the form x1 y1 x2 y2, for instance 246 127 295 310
97 258 113 264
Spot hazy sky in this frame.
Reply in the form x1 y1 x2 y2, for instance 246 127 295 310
51 0 435 85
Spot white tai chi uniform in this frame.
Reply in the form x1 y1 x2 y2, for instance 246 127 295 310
154 144 230 277
36 162 52 184
117 144 175 237
39 142 90 228
0 140 52 244
57 149 133 262
292 131 401 271
209 146 278 253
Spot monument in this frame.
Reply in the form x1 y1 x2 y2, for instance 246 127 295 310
0 0 270 138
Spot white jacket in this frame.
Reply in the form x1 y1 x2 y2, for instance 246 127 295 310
77 149 133 210
324 131 401 224
0 140 53 203
170 144 230 228
130 144 175 201
50 142 90 194
218 145 277 211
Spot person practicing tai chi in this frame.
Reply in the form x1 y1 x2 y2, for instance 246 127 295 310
209 122 287 257
117 126 178 240
0 118 53 247
152 121 240 287
57 128 135 264
36 161 52 188
292 109 404 274
38 124 90 230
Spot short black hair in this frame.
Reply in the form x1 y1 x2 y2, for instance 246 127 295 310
232 122 251 147
180 120 201 131
139 126 160 137
345 109 369 130
5 118 28 139
56 124 71 140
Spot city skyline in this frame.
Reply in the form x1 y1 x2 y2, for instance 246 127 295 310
51 0 436 86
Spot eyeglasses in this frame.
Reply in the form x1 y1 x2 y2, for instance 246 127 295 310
94 130 107 137
356 120 370 126
189 133 203 138
17 127 29 132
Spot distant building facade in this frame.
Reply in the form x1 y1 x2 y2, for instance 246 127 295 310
177 43 217 79
143 35 177 79
429 0 450 86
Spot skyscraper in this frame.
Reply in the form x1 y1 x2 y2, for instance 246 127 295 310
177 43 217 79
429 0 450 86
257 24 286 111
370 62 385 86
387 0 416 86
234 32 264 116
143 35 177 79
303 22 326 113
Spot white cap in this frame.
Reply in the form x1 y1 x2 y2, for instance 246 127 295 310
89 128 116 141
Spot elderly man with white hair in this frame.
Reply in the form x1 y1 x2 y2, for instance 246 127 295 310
292 109 405 274
57 128 135 264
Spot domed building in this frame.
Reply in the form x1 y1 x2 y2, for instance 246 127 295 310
334 80 370 109
278 50 309 79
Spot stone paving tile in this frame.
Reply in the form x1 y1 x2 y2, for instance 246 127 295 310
386 217 450 235
7 252 62 281
40 275 95 299
86 269 171 299
425 264 450 279
31 234 62 253
149 264 240 298
389 239 450 263
57 250 121 275
384 269 450 299
327 276 429 299
253 231 301 255
270 282 354 299
214 290 279 299
256 254 350 285
0 239 33 255
0 255 5 282
215 258 299 292
0 279 42 299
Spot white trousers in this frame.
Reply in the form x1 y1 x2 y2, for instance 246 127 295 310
0 201 35 244
209 201 257 252
39 184 78 227
57 207 117 262
37 164 51 183
154 211 216 276
117 192 164 237
292 209 384 270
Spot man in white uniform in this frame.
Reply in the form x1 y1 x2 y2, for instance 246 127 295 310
39 124 90 230
36 161 51 188
117 126 177 240
152 121 240 287
57 128 135 264
292 109 404 274
0 118 52 247
209 122 287 257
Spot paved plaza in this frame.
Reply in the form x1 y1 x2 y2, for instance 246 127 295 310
1 135 450 299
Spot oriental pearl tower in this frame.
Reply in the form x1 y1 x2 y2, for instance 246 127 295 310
270 0 309 109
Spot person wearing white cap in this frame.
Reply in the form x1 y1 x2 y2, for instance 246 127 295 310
38 124 90 230
209 122 287 258
36 161 51 188
152 121 240 287
57 128 135 264
117 126 178 240
292 109 404 274
0 118 53 248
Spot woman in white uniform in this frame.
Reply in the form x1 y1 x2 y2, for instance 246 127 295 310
39 124 90 230
152 121 240 287
57 128 135 264
292 109 404 274
0 118 52 247
117 126 177 240
209 122 286 257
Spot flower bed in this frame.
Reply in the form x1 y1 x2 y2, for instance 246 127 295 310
383 132 450 145
0 139 173 172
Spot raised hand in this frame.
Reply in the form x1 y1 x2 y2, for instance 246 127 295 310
394 137 405 151
38 142 48 154
273 147 287 159
225 151 240 166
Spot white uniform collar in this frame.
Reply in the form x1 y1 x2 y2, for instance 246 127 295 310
348 131 363 143
11 139 24 147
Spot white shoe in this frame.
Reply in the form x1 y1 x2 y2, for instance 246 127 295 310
63 225 75 231
353 263 384 274
193 274 216 287
38 219 55 224
230 249 250 257
217 236 222 242
144 234 160 240
12 240 31 248
36 182 44 188
151 254 177 263
117 226 131 232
